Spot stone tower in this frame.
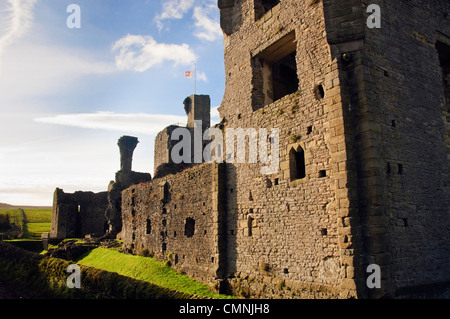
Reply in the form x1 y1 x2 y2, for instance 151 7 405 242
154 95 211 173
105 136 151 238
118 0 449 299
118 136 139 172
185 94 211 131
216 0 450 298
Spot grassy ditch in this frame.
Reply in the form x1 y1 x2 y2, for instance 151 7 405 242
76 247 233 299
0 241 202 299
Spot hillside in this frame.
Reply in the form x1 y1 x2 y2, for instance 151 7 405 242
0 203 52 210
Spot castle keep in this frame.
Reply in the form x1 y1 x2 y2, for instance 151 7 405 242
51 0 450 299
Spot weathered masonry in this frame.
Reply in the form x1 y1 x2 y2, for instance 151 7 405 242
121 163 227 285
50 189 108 239
53 0 450 299
213 0 449 298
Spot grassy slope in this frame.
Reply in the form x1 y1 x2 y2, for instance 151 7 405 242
77 247 233 299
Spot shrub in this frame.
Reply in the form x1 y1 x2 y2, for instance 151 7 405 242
0 214 11 231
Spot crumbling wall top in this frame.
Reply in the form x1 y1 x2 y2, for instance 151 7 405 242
118 136 139 172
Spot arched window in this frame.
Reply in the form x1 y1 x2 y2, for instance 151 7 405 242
289 146 306 181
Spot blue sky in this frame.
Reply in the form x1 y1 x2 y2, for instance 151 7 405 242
0 0 224 206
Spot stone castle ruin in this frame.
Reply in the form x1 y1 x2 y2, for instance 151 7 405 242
50 136 151 239
51 0 450 298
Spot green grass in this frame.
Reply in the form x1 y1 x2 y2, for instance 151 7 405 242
23 209 52 224
76 248 234 299
0 208 52 237
27 222 51 234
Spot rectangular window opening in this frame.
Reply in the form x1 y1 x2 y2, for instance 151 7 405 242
318 170 327 178
436 41 450 105
252 32 298 111
254 0 281 21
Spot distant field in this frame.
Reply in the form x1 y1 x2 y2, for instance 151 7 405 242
0 208 52 238
0 203 52 210
23 209 52 224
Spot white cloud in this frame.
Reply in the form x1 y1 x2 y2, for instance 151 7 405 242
211 106 220 119
34 112 188 135
154 0 195 31
0 0 38 60
112 34 197 72
211 105 221 126
0 137 119 206
193 5 222 42
153 0 222 42
197 71 208 82
0 42 116 107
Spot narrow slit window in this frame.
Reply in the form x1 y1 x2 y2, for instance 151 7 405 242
436 41 450 105
146 219 151 235
248 216 254 237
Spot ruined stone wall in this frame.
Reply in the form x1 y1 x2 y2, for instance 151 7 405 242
321 0 450 298
154 95 212 174
154 125 182 173
121 163 226 285
217 0 449 299
186 95 211 130
50 189 108 239
359 0 450 298
219 0 350 298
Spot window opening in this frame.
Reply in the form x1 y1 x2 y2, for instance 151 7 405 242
254 0 281 21
252 32 298 110
289 146 306 181
185 218 195 238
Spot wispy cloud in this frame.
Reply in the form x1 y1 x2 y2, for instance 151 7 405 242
193 4 222 42
112 34 197 72
154 0 195 31
0 42 116 106
153 0 222 42
197 71 208 82
34 112 188 135
0 0 38 59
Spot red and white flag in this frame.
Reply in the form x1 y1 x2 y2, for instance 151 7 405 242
185 71 193 79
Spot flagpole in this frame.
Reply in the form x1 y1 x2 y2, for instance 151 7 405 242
194 63 197 95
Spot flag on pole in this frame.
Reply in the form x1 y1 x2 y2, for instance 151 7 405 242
186 64 197 94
